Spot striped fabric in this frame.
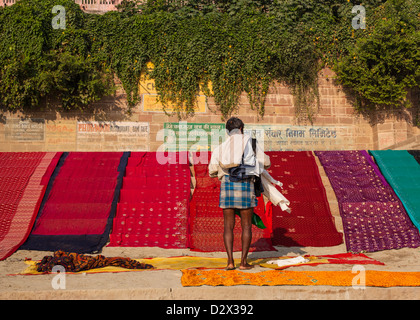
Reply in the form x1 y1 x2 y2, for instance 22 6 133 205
0 152 60 260
219 176 258 209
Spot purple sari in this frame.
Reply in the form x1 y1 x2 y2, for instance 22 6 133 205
315 150 420 253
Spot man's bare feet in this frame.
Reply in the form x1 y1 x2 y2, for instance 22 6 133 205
239 263 254 270
225 263 236 270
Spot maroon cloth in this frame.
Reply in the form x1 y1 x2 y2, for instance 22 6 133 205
315 150 420 252
189 154 275 252
108 152 191 249
266 151 343 247
31 152 122 236
0 152 60 260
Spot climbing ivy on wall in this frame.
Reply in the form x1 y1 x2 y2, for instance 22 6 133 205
334 0 420 113
0 0 115 112
0 0 418 121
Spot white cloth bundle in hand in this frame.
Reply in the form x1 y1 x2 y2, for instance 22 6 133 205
261 170 291 213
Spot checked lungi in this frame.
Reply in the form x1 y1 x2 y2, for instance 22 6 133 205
219 176 258 209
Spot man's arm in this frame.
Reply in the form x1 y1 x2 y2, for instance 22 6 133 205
208 147 219 178
255 140 271 169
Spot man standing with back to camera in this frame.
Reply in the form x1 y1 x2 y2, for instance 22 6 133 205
209 117 271 270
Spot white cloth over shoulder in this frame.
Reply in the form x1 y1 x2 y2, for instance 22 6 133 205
219 132 254 169
208 131 270 180
208 130 290 213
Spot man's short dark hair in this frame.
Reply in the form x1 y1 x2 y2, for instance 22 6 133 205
226 117 244 133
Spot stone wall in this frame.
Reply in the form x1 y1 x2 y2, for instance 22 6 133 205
0 0 18 7
0 68 417 152
74 0 123 13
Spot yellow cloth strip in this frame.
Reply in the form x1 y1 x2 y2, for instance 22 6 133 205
19 255 331 275
181 269 420 287
20 256 236 275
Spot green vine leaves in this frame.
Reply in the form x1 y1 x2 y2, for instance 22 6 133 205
0 0 418 123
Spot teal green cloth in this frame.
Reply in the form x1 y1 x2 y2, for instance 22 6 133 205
369 150 420 231
234 209 266 229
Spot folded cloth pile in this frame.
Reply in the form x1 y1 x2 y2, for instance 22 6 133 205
266 256 309 267
35 250 153 273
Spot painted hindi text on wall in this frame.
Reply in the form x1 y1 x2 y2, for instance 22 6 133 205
163 122 225 152
77 121 150 151
4 118 45 141
244 125 351 151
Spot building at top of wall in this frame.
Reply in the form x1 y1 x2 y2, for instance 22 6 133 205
0 0 126 13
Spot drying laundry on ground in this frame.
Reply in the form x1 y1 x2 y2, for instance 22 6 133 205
18 252 384 275
34 250 153 273
266 256 309 267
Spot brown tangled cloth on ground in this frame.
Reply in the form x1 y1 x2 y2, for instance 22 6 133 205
35 250 154 273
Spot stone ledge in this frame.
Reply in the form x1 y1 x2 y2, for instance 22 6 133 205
1 286 419 300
